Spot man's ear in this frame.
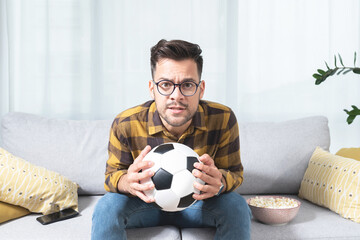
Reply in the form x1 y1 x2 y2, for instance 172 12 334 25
199 80 205 99
149 80 155 99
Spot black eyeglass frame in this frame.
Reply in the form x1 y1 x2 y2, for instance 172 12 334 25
152 80 202 97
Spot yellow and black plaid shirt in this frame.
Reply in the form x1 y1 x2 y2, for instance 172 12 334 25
105 100 243 193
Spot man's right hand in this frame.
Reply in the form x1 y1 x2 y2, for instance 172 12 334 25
117 145 155 203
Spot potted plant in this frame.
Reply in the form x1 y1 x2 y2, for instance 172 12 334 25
313 52 360 124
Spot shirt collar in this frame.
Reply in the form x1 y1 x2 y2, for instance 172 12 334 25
148 101 206 136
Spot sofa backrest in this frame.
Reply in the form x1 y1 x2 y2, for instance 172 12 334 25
237 116 330 195
1 112 330 196
1 112 112 195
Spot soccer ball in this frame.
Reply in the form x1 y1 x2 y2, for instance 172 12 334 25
141 142 204 212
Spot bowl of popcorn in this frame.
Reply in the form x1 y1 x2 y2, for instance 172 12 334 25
247 196 301 225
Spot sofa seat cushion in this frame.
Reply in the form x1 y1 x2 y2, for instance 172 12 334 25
1 195 360 240
182 195 360 240
245 195 360 240
0 196 182 240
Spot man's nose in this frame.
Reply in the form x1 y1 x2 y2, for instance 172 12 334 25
170 85 184 99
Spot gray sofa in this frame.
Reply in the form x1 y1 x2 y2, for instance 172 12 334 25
1 112 359 240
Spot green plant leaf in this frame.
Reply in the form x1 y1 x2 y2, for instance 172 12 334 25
334 55 338 68
354 52 357 67
353 68 360 74
325 61 330 70
313 73 322 79
315 68 337 84
315 78 325 85
317 69 326 75
337 68 345 75
344 105 360 125
338 54 345 67
343 69 352 74
346 115 356 124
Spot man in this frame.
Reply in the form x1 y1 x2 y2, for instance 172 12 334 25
92 39 251 240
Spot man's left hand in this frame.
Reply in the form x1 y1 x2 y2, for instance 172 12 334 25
192 154 226 200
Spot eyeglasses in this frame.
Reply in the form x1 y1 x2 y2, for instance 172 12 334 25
153 80 201 97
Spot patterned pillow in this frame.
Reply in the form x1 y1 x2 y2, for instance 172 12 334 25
299 147 360 223
0 148 78 215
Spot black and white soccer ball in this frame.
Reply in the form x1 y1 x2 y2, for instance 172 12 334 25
141 142 204 212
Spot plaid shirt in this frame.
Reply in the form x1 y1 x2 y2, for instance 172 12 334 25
105 100 243 193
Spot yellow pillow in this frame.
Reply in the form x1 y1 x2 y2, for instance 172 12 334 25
0 148 78 215
0 201 30 223
336 147 360 161
299 147 360 223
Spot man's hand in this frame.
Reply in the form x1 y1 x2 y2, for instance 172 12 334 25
192 154 226 200
117 145 155 203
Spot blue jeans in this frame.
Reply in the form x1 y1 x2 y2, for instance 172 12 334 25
91 192 251 240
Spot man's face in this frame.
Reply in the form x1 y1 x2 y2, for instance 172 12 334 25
149 58 205 134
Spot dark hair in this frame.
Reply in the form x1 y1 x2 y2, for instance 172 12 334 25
150 39 203 79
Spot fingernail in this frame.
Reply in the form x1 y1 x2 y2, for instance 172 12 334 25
194 162 200 168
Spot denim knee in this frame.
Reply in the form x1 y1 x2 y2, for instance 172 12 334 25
217 192 252 221
205 192 251 240
92 193 129 240
92 193 128 222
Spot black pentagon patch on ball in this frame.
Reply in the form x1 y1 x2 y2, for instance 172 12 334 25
178 193 196 208
152 168 173 190
187 156 198 172
154 143 175 154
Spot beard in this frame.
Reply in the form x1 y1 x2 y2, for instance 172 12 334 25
158 101 197 127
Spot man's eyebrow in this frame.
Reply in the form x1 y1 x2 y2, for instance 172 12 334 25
182 78 196 82
157 78 197 83
158 78 172 81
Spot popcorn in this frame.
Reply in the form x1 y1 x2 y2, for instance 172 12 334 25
249 196 299 209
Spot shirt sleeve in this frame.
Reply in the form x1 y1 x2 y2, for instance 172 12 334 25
215 110 244 192
104 118 133 193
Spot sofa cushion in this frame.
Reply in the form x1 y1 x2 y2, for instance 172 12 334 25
0 201 30 223
246 195 360 240
299 147 360 223
183 196 360 240
0 148 78 215
1 195 360 240
1 112 112 195
0 196 182 240
237 116 330 195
